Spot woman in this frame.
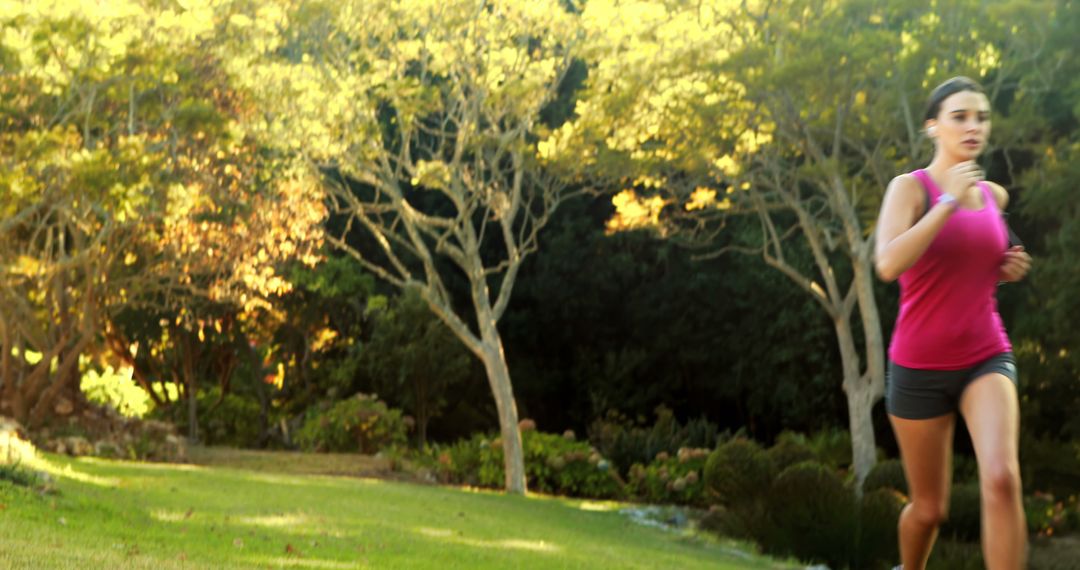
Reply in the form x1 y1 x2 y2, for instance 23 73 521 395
874 76 1033 570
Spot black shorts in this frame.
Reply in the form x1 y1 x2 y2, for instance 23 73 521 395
886 352 1018 420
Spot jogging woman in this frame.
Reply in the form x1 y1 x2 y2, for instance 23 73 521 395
874 76 1032 570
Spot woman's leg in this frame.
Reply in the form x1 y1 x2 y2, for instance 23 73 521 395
959 373 1027 569
890 412 957 570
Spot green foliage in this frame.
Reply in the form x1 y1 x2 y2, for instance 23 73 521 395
362 289 472 446
295 393 408 454
588 406 723 477
1025 492 1080 538
766 433 818 473
0 462 40 488
953 453 979 485
626 448 710 507
151 387 263 448
863 458 908 495
704 438 775 507
799 428 854 471
79 361 154 419
857 489 903 570
940 482 981 542
763 461 857 569
1021 435 1080 497
432 430 623 499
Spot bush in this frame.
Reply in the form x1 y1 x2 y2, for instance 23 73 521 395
704 438 774 507
197 389 264 447
857 488 903 569
863 458 908 495
1026 491 1080 538
1021 436 1080 496
295 393 408 454
432 430 623 499
941 482 981 541
150 386 262 447
588 407 723 477
767 433 817 473
952 452 979 485
764 460 857 569
626 447 710 507
0 462 40 488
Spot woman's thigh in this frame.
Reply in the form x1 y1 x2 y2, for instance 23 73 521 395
890 412 957 506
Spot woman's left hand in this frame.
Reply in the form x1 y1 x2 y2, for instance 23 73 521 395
1000 246 1032 282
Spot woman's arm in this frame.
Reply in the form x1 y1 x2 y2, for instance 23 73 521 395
987 181 1032 282
874 174 956 282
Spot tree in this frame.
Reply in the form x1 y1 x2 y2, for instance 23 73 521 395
363 290 472 447
226 0 582 493
549 0 1055 487
0 0 324 429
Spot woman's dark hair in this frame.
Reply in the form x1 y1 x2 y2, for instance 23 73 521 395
924 76 985 121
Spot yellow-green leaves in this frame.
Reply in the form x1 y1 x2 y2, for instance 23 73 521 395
411 160 452 191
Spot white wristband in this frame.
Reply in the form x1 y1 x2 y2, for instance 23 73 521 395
937 193 957 210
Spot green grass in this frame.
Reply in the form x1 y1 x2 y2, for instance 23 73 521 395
0 452 796 569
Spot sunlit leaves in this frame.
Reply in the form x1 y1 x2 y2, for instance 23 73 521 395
606 190 668 235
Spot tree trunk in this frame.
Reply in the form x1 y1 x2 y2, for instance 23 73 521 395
477 327 526 495
415 377 429 448
182 334 199 443
833 252 887 494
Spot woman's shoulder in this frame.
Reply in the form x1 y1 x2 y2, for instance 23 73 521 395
886 172 926 203
984 180 1009 209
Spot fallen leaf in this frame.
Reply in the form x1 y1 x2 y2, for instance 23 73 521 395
233 538 244 548
184 508 194 519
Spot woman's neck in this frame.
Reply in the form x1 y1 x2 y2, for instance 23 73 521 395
925 152 970 176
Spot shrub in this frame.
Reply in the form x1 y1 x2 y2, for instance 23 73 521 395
432 430 623 499
1021 436 1080 496
863 458 908 495
1025 491 1079 538
704 438 774 507
952 453 979 485
295 393 408 454
941 482 981 541
767 433 817 473
626 447 710 507
151 386 262 447
857 488 903 569
588 407 723 477
197 389 264 447
764 461 857 569
0 461 40 488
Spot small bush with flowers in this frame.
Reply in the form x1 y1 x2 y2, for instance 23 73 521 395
295 393 408 454
626 447 710 506
1026 491 1080 538
431 421 623 499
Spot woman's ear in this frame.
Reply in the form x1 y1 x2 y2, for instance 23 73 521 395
925 121 937 137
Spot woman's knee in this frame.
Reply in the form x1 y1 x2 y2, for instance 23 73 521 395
907 498 949 527
981 462 1022 502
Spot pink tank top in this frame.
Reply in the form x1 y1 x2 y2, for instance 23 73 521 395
888 169 1012 369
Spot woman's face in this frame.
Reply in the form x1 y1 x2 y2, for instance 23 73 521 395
926 90 991 160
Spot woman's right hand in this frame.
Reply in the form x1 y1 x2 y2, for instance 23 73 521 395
940 161 983 201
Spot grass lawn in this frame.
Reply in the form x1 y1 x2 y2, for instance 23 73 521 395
0 451 797 569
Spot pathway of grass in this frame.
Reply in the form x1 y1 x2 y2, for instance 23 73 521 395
0 453 797 569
